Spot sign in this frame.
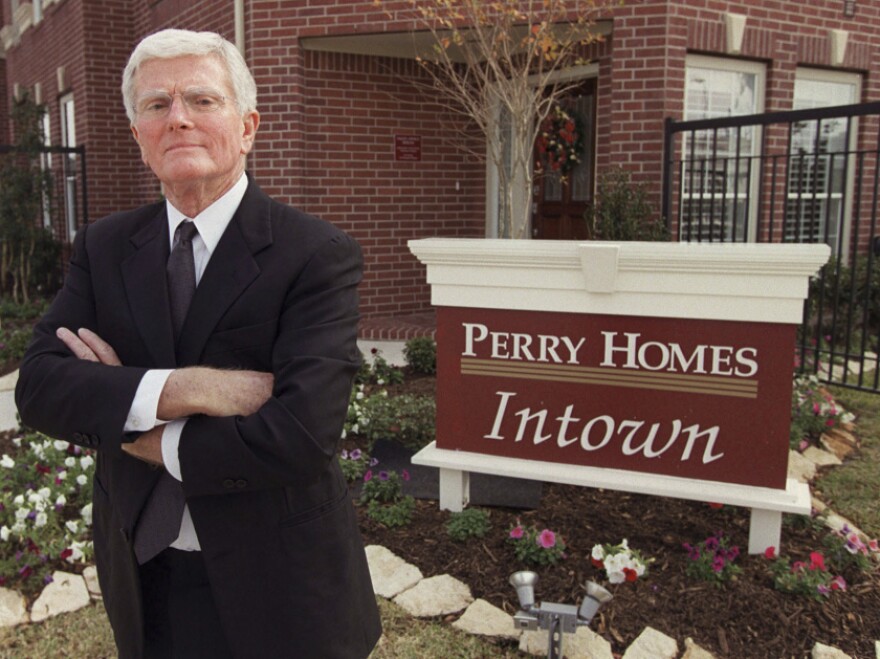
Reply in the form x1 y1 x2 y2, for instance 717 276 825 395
436 307 795 489
394 134 421 161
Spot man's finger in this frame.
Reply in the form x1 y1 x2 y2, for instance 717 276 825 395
56 327 99 362
77 328 122 366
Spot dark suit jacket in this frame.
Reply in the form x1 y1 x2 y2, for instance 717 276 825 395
15 179 381 658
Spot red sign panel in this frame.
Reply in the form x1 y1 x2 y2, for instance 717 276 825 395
436 307 795 490
394 135 421 161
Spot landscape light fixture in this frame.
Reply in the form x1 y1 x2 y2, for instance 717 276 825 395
843 0 856 17
509 571 613 659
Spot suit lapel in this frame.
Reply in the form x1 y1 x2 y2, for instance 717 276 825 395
176 181 273 365
121 209 177 368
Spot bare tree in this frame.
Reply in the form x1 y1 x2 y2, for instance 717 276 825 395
391 0 610 238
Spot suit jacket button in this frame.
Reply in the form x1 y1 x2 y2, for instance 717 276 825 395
222 479 235 489
235 479 247 489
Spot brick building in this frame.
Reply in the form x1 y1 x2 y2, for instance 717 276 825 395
1 0 877 328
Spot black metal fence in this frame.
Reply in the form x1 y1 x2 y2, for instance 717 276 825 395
663 101 880 392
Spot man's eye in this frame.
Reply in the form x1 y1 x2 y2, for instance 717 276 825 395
143 99 169 113
190 95 220 109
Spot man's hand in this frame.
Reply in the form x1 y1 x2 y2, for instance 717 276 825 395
57 327 122 365
121 425 165 466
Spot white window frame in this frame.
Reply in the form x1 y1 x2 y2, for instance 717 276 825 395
681 55 766 243
59 93 77 240
788 67 861 258
40 110 51 227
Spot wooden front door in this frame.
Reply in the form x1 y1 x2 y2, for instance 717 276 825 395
532 80 597 240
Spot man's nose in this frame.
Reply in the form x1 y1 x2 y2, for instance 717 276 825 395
166 96 194 127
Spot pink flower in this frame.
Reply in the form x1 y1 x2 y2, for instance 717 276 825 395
830 575 847 591
363 470 373 482
509 526 524 540
537 529 556 549
868 539 879 552
809 552 826 571
401 470 410 482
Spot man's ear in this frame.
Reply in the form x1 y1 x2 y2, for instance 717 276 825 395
241 110 260 156
130 123 148 165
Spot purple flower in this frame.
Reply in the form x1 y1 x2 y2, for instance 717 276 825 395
378 471 389 481
817 584 831 596
350 449 362 461
369 458 379 467
704 536 719 551
340 449 349 460
712 555 726 573
26 511 36 520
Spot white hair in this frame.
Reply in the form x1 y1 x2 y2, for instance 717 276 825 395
121 28 257 122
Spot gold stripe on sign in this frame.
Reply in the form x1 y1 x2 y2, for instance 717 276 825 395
460 358 758 399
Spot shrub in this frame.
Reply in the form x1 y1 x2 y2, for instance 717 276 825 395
356 393 435 451
507 522 566 566
591 539 652 583
360 469 414 528
682 532 742 585
0 325 33 363
446 508 491 542
404 336 437 375
584 167 669 241
355 348 403 386
337 448 373 483
0 432 95 594
767 549 847 601
789 375 851 449
822 525 880 574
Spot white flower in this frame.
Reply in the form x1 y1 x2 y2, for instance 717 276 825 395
65 520 79 534
57 470 67 481
81 503 93 526
80 455 95 470
591 545 605 561
55 494 67 507
76 475 88 487
0 526 10 541
53 440 70 452
11 437 22 448
0 454 14 469
11 521 24 534
35 512 48 528
15 508 30 522
64 457 76 468
37 487 51 500
12 495 23 506
66 542 85 562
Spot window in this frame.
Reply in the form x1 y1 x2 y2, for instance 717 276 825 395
680 56 766 242
59 94 77 240
785 68 861 253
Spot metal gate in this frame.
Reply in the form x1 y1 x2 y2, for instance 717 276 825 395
662 101 880 392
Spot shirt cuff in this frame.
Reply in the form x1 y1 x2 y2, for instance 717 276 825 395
123 369 174 432
161 419 187 482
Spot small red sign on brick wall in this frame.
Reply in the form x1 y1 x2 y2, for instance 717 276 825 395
436 306 795 490
394 134 421 161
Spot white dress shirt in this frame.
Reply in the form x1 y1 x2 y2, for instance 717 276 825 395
123 173 249 551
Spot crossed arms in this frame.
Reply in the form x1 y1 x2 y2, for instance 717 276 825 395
56 326 273 466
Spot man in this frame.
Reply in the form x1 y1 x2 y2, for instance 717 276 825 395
15 29 381 658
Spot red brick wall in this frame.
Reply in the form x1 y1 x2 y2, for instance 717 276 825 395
5 0 880 315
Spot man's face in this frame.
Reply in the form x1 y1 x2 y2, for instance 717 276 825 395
130 55 258 193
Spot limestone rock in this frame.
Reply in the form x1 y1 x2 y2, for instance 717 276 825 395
82 566 101 599
788 449 817 483
393 574 472 617
803 445 842 467
30 571 90 623
452 598 520 640
519 626 613 658
0 587 28 627
364 545 423 598
682 636 717 659
621 626 678 659
820 429 858 460
812 641 852 659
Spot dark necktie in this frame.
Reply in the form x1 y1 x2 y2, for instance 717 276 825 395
133 221 198 564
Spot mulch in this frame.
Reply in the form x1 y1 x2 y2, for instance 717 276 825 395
355 371 880 658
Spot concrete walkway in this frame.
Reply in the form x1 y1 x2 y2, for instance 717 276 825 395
0 370 18 432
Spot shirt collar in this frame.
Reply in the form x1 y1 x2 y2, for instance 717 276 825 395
166 173 249 254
